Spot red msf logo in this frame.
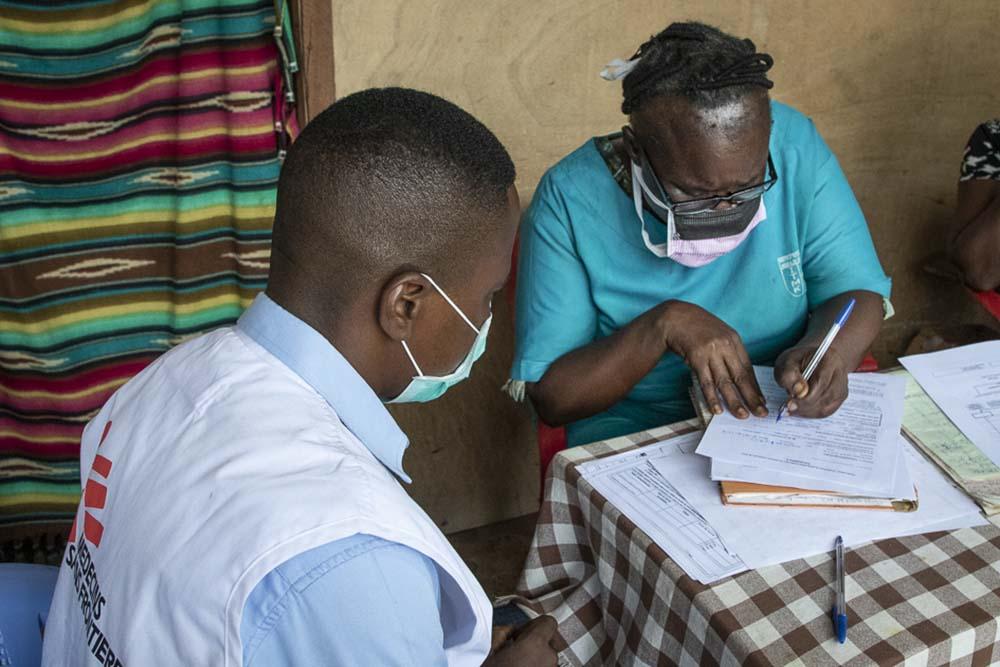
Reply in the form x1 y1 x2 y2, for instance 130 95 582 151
68 421 114 548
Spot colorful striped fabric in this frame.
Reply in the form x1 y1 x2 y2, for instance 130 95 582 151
0 0 295 553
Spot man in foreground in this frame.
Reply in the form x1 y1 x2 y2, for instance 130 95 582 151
42 87 557 666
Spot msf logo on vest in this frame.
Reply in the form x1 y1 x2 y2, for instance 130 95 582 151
68 421 114 548
65 420 125 667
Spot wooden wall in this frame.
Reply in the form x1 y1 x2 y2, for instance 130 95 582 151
318 0 1000 533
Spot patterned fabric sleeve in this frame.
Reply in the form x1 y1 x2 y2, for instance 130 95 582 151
960 119 1000 181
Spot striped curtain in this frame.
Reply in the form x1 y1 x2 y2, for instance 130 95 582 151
0 0 296 557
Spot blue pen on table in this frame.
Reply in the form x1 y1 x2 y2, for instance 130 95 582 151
775 297 856 422
832 535 848 644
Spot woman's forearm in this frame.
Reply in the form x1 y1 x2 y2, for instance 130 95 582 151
526 303 671 426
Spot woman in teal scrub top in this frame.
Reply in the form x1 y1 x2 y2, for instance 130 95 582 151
510 22 892 447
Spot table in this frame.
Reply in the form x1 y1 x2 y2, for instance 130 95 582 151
512 419 1000 666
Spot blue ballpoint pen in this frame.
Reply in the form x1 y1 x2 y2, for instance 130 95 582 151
832 535 848 644
776 297 856 422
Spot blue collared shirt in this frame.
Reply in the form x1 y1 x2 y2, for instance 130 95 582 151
236 294 448 666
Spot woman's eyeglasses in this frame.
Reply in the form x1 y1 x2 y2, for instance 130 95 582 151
645 153 779 215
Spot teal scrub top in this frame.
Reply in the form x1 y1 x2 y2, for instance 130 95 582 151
511 101 892 447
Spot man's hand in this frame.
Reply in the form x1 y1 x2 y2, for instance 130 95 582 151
661 301 767 419
491 625 514 653
774 344 849 418
483 615 559 666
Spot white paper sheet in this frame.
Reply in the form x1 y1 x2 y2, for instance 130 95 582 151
658 438 986 571
577 432 746 583
696 367 906 494
710 442 915 499
901 341 1000 468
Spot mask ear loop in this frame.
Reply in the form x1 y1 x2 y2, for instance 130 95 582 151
635 162 673 211
632 161 676 258
420 273 481 333
399 273 479 379
400 340 425 377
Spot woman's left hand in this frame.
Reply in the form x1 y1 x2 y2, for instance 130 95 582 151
773 345 849 418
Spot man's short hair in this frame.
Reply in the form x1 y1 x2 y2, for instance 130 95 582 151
270 87 516 306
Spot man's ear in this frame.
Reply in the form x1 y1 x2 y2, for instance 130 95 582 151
378 271 431 342
622 125 640 163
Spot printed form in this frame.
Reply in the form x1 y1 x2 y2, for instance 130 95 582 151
695 367 906 494
659 437 986 571
710 443 914 498
578 430 984 583
891 368 1000 512
901 341 1000 469
577 432 746 584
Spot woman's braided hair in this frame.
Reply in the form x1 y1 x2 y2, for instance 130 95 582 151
621 22 774 115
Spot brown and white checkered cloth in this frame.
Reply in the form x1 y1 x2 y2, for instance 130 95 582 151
512 419 1000 666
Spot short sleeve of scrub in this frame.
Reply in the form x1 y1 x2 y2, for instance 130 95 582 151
512 171 599 383
795 120 892 308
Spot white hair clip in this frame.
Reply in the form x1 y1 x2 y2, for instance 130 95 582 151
600 57 639 81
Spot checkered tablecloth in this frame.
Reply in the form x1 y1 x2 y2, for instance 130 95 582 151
512 419 1000 666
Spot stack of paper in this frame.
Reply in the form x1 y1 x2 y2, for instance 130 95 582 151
899 343 1000 514
578 431 986 583
653 433 986 572
900 342 1000 465
694 366 914 509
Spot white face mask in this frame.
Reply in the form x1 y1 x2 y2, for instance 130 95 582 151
631 161 767 267
386 273 491 404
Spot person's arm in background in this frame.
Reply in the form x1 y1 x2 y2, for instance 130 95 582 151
950 179 1000 292
513 174 766 427
774 119 892 417
949 122 1000 291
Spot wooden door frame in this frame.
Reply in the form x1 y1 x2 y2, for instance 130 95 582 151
290 0 336 125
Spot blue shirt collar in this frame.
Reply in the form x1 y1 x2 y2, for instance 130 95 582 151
237 294 411 483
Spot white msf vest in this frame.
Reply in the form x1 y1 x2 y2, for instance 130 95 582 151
42 327 492 666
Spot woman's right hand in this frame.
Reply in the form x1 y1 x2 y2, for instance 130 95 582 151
659 300 767 419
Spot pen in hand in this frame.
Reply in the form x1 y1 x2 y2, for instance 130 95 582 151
776 298 856 422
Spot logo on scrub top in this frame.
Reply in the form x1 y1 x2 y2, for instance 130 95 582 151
777 251 804 297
